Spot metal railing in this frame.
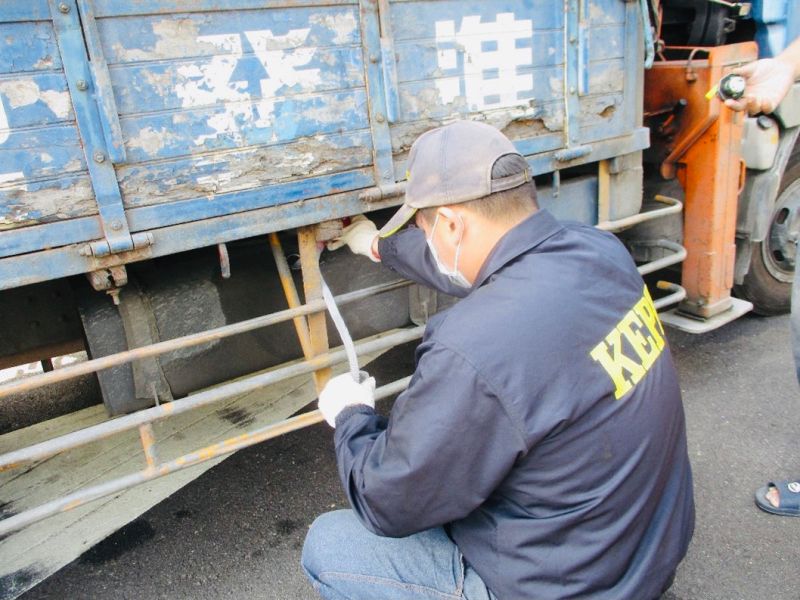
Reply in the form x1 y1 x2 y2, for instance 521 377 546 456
0 195 688 535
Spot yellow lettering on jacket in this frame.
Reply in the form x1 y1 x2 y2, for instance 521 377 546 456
590 285 665 399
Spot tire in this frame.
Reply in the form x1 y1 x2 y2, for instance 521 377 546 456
735 151 800 315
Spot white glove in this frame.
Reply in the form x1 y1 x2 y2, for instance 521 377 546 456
326 215 380 262
725 58 795 114
318 371 376 427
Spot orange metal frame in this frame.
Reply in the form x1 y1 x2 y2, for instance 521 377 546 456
645 43 758 319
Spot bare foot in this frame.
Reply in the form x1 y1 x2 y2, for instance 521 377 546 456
765 485 780 508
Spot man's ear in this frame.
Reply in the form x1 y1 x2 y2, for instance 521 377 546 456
436 206 464 240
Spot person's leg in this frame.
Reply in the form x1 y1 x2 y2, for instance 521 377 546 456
757 238 800 513
301 510 494 600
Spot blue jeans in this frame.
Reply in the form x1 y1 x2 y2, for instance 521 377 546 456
301 510 496 600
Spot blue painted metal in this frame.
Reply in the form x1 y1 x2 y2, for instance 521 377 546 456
0 21 63 73
0 0 648 289
0 1 50 22
47 0 134 254
76 0 126 164
359 0 395 185
380 36 400 124
565 0 583 147
749 0 795 57
0 129 648 275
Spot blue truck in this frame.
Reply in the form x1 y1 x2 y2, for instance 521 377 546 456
0 0 799 594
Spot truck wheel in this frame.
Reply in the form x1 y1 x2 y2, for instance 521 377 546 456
736 153 800 315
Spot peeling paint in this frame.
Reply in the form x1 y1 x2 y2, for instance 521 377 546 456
309 12 358 45
40 90 71 119
119 132 372 208
0 79 41 108
433 13 534 111
33 56 54 70
0 177 95 230
113 19 215 62
126 126 175 155
0 79 71 119
0 172 25 186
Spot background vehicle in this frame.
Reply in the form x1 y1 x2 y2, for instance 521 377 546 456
0 0 798 597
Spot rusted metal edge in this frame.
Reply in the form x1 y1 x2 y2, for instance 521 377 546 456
654 282 687 310
0 376 412 536
0 327 424 473
0 279 412 400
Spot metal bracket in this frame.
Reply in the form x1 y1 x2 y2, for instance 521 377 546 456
49 0 135 255
76 0 127 164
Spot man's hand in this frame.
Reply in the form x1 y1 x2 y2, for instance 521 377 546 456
726 57 796 114
318 372 376 427
327 215 380 262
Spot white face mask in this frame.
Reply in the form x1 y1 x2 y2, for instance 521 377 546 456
426 213 471 289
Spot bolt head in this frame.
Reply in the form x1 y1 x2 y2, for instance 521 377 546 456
76 79 88 91
93 151 105 163
58 3 70 13
110 219 123 231
375 113 385 123
370 54 379 64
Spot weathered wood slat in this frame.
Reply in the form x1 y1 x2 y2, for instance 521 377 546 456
0 74 73 129
108 46 364 116
0 22 63 74
119 88 369 163
117 131 374 208
97 6 361 65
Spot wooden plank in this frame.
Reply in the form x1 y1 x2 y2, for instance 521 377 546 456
0 174 95 231
97 5 361 65
298 226 331 393
0 22 63 74
388 0 564 42
91 0 358 19
588 0 626 25
0 73 73 129
108 46 364 115
119 88 369 163
395 65 562 121
0 339 396 599
394 29 564 83
117 131 374 209
0 1 50 23
588 24 626 61
0 125 85 180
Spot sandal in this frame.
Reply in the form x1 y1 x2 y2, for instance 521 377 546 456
754 479 800 517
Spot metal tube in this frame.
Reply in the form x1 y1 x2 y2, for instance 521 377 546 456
635 240 688 275
0 327 424 472
596 195 682 232
0 376 412 536
0 279 411 400
654 282 687 310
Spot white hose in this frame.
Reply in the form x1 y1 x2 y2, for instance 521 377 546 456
320 277 361 382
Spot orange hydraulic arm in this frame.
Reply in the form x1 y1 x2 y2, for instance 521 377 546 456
645 43 758 320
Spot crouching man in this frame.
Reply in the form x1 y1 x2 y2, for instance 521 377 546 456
302 120 694 599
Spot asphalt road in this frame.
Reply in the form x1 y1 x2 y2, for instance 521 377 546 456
19 313 800 600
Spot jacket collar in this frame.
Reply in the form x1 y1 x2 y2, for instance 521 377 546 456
472 209 564 289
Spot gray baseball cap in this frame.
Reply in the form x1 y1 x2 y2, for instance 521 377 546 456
378 120 531 238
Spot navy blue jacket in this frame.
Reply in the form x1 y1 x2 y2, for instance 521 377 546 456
334 209 695 599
